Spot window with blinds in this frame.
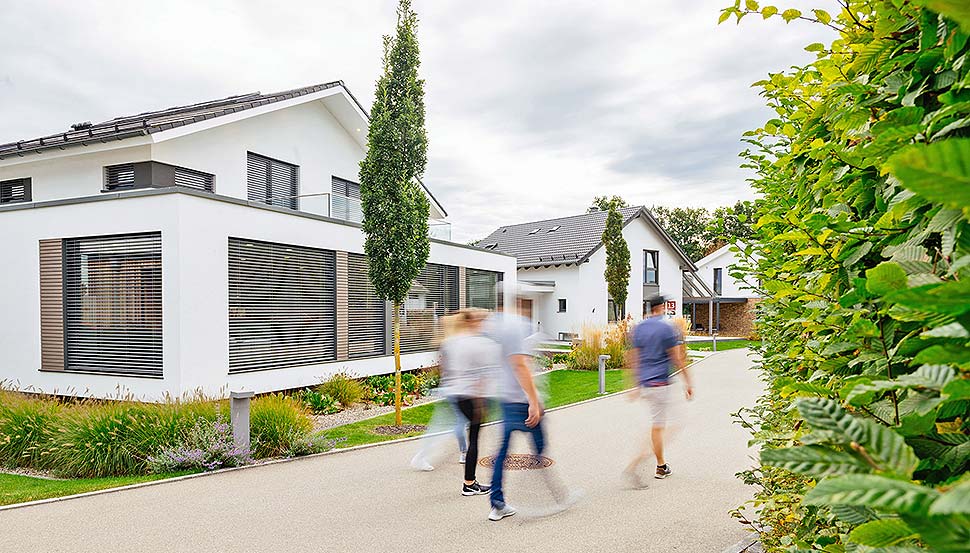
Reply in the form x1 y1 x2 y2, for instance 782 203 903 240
0 177 31 204
247 152 299 210
347 253 386 358
63 232 163 376
400 263 459 354
172 166 215 191
228 238 336 372
332 176 361 199
466 268 502 310
104 164 136 190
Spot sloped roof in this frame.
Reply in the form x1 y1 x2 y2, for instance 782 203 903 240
694 243 733 268
0 82 350 160
478 206 696 270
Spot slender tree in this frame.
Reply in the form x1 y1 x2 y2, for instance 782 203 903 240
602 206 631 322
588 195 628 212
359 0 430 426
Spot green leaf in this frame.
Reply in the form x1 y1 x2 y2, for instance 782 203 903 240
867 262 908 295
887 139 970 210
943 379 970 399
887 280 970 316
830 504 878 525
761 5 777 19
848 518 917 547
781 8 801 22
804 475 941 514
812 9 831 25
718 9 732 24
919 0 970 33
921 322 969 338
929 480 970 515
761 445 871 477
782 381 835 397
798 398 919 477
744 0 759 11
805 42 825 52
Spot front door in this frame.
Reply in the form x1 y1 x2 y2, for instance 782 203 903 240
518 298 533 320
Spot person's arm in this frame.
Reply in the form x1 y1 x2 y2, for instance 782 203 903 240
510 354 543 427
667 344 693 400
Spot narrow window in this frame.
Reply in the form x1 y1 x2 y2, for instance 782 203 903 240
63 232 163 376
247 152 299 210
608 298 626 323
558 298 567 312
643 250 659 285
0 177 32 204
714 268 723 295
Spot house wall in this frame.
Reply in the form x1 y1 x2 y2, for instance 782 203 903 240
0 191 514 400
517 214 685 339
695 246 759 299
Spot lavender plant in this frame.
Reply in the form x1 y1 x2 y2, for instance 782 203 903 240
147 417 251 473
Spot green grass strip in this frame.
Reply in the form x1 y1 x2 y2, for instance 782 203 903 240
0 471 195 507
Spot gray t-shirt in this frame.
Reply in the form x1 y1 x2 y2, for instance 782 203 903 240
438 334 501 398
482 313 531 404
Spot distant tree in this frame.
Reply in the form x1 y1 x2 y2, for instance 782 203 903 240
602 205 630 322
707 200 756 251
359 0 430 426
589 195 628 212
650 206 714 261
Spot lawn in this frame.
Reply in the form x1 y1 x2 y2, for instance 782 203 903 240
324 369 629 448
0 472 194 507
686 339 759 352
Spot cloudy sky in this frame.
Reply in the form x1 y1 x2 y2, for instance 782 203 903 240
0 0 832 242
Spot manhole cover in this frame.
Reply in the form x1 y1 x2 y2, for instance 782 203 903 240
478 453 555 470
372 424 427 435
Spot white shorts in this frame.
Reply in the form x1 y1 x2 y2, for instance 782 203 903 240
640 385 672 427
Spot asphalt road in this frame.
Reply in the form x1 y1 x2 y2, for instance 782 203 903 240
0 349 762 553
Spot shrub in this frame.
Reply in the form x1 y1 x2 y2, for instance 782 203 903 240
400 372 418 395
53 401 151 477
317 373 364 408
147 417 251 473
250 394 313 458
0 392 60 469
603 320 629 369
296 389 340 415
416 369 440 395
283 430 344 457
568 324 627 369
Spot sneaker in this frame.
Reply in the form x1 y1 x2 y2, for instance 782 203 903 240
655 464 672 479
462 481 490 496
488 504 517 521
459 451 467 464
410 454 434 472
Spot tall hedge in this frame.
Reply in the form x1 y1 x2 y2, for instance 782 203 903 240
721 1 970 550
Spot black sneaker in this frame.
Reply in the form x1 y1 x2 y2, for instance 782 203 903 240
462 481 490 496
655 464 672 479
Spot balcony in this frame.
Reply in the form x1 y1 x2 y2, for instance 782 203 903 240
293 193 451 241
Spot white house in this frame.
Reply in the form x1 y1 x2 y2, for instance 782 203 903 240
0 81 516 400
478 206 696 340
685 243 761 337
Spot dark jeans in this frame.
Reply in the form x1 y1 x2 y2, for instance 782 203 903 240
490 402 545 508
455 397 484 482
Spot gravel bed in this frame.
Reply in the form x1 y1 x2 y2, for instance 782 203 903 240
0 467 64 480
312 395 438 431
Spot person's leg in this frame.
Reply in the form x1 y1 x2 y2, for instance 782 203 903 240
457 398 483 483
651 425 665 466
449 398 468 455
490 402 524 508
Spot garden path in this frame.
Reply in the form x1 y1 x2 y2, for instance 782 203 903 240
0 349 761 553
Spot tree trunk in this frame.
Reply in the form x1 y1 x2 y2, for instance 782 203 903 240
394 300 402 427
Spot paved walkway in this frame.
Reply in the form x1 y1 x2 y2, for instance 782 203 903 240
0 349 761 553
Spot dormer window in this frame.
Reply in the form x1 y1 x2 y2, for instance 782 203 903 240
0 177 31 204
483 243 498 250
547 225 561 232
528 228 541 235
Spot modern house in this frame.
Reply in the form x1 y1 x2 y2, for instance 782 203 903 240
0 81 516 400
684 243 760 337
478 206 696 340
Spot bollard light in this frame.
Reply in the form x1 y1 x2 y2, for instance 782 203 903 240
598 354 610 395
229 390 254 453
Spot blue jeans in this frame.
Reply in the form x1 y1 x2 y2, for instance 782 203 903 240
449 398 468 453
490 402 545 508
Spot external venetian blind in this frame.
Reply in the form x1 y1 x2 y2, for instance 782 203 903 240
400 263 459 354
172 166 214 191
347 253 387 358
247 152 299 210
63 232 163 376
104 164 136 189
228 238 336 372
466 268 503 310
332 176 361 199
0 177 31 204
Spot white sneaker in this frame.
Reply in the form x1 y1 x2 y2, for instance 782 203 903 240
410 454 434 472
459 451 467 464
488 504 516 521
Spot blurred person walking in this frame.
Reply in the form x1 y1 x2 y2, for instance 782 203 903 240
623 294 693 488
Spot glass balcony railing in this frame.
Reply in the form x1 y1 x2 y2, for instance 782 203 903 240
290 192 452 240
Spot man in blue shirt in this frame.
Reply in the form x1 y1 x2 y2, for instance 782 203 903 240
624 294 692 486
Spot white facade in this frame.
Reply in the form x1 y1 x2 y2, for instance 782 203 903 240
519 213 686 339
0 85 513 400
693 244 760 299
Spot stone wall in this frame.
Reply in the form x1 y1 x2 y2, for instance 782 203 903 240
687 299 759 338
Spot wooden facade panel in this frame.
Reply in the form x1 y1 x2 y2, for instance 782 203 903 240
459 267 466 309
39 239 64 372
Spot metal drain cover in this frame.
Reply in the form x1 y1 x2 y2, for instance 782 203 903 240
479 453 555 470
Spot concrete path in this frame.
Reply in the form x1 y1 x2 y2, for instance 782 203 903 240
0 349 761 553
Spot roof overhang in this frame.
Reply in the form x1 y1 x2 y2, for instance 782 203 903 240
518 280 556 294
